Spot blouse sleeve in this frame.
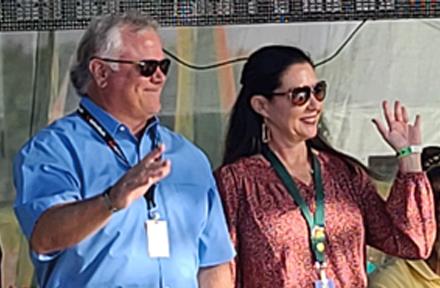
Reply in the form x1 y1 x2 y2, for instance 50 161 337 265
355 167 436 259
214 165 242 288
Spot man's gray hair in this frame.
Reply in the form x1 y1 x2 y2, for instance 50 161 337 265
70 12 159 96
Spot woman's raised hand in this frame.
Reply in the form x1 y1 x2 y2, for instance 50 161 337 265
372 100 421 152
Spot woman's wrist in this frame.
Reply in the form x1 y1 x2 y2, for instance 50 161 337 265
396 145 422 159
397 151 423 173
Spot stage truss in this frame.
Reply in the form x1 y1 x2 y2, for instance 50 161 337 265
0 1 439 31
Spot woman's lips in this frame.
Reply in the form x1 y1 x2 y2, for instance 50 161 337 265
301 115 319 124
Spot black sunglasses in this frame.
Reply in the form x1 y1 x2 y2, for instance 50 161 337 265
93 57 171 77
272 80 327 106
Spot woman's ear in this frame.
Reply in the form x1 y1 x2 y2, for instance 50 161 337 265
89 58 110 88
250 95 270 118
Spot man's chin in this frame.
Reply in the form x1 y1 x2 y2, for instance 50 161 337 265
146 105 161 118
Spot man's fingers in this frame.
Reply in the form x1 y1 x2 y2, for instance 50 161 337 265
141 144 165 165
144 160 171 188
149 164 171 182
113 154 170 209
144 158 171 177
145 159 170 175
122 158 169 189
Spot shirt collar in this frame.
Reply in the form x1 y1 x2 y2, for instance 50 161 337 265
407 260 440 281
79 97 160 138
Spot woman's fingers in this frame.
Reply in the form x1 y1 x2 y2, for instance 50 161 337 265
372 118 388 141
382 101 394 129
414 114 421 130
394 101 404 122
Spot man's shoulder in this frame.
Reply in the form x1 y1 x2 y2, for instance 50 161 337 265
158 125 193 145
34 112 79 138
16 113 82 158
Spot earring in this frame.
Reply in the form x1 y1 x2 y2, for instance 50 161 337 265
262 122 271 143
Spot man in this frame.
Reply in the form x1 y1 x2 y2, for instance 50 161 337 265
368 146 440 288
13 13 235 288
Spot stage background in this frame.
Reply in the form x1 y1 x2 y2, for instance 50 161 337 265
1 3 440 287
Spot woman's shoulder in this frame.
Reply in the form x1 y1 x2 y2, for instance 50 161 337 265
316 150 373 191
317 150 360 174
215 154 269 180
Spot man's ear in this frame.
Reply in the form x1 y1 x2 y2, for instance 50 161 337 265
250 95 270 118
89 59 110 88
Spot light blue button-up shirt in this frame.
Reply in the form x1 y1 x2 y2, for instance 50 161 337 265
13 97 235 288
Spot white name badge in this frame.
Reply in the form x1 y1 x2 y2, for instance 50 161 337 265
314 279 335 288
145 220 170 258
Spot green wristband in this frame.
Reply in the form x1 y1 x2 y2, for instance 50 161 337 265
396 145 422 159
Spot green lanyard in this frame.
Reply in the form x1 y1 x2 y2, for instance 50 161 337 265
262 145 326 265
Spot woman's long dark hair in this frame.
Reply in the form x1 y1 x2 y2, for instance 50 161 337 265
222 45 372 177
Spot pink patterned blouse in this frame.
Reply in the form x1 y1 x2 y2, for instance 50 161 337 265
214 151 436 288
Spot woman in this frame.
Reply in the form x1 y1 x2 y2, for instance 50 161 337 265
214 45 436 288
369 146 440 287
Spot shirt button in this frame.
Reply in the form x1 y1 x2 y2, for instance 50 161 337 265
119 126 126 132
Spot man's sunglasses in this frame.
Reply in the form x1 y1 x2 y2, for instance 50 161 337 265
93 57 171 77
271 80 327 106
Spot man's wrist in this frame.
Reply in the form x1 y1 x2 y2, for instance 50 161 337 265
102 187 119 213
